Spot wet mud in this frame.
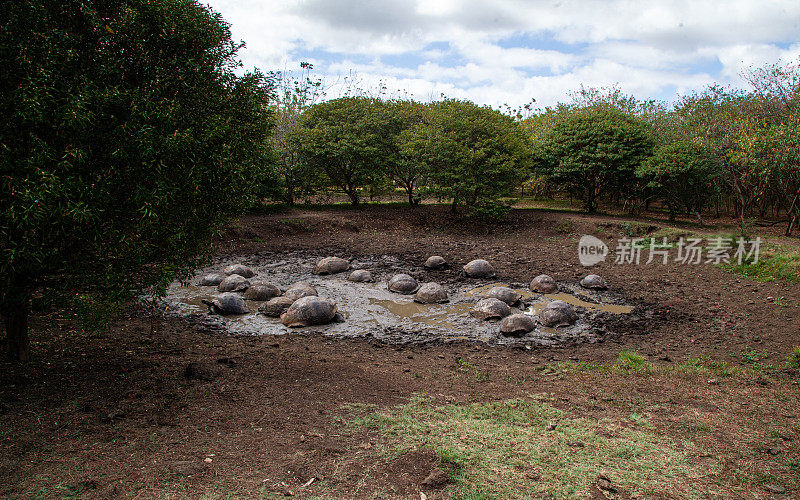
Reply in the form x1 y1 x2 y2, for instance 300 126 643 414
163 251 641 346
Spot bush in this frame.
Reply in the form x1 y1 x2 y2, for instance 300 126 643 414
539 109 655 212
0 0 274 360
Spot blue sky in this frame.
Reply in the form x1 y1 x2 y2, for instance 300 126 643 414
204 0 800 109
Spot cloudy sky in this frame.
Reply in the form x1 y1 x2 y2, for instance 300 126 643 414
205 0 800 109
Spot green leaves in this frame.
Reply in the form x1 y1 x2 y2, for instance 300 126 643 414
401 99 530 214
541 108 655 212
0 0 275 329
299 97 400 205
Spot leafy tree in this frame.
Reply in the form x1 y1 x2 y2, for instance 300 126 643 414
541 109 655 212
636 141 721 224
269 62 326 205
389 100 428 206
0 0 274 360
299 97 399 206
401 99 530 214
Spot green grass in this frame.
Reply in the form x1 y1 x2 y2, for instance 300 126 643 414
786 346 800 368
720 242 800 283
349 393 717 499
615 350 653 372
553 217 576 234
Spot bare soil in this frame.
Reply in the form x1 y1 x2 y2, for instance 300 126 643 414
1 206 798 499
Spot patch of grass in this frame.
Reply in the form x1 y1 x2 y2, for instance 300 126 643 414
545 360 609 374
453 358 491 382
553 217 576 234
721 242 800 283
786 346 800 369
352 393 717 499
614 351 653 372
741 349 770 365
679 355 739 376
619 221 654 237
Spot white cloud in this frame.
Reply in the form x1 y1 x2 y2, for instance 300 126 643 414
203 0 800 107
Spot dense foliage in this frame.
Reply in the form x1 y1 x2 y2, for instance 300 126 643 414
298 97 400 206
0 0 274 360
536 109 655 212
401 100 530 214
636 141 721 224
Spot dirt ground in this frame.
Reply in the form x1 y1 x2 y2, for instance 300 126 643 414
1 206 799 499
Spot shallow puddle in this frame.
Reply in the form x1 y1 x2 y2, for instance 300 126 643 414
162 253 635 346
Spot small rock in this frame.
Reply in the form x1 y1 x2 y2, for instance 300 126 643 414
204 457 213 463
708 378 718 385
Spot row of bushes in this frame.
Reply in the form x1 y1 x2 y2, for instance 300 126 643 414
266 65 800 231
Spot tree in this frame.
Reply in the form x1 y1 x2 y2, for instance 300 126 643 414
541 109 655 212
401 99 530 214
0 0 274 360
269 62 326 205
299 97 398 206
636 141 721 224
389 100 428 206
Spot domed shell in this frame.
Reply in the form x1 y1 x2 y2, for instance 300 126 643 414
413 283 449 304
424 256 447 269
530 274 558 293
198 273 225 286
486 286 521 306
259 296 295 317
348 269 373 282
244 282 281 301
580 274 607 289
218 274 250 292
539 300 578 327
223 264 255 278
388 274 420 294
500 314 536 336
470 298 512 320
280 296 338 327
463 259 495 278
313 256 350 275
202 293 248 315
283 281 318 302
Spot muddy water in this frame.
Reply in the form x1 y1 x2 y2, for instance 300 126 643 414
163 253 634 346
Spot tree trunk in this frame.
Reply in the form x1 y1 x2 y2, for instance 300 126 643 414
347 191 359 206
785 186 800 236
4 302 29 362
695 210 704 226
